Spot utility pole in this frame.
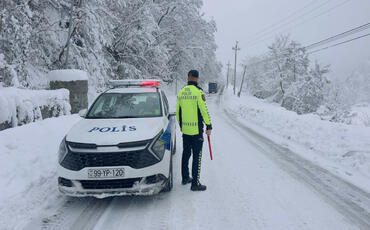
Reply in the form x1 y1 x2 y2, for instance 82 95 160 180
232 41 241 95
175 75 178 93
226 61 231 89
64 0 76 68
238 64 247 97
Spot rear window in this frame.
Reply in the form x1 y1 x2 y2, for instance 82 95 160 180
87 92 162 119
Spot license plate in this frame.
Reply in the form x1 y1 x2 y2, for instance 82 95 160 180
88 168 125 179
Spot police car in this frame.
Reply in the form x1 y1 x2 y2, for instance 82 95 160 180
57 80 176 197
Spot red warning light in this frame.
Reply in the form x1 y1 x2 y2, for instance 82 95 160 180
141 81 160 86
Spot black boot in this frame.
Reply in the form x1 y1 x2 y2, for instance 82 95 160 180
191 183 207 191
181 177 193 185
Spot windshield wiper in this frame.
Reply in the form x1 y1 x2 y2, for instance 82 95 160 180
116 116 139 118
86 116 105 119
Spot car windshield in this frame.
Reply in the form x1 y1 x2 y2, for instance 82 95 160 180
86 92 162 119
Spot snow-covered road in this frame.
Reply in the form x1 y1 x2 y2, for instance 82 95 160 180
6 94 370 230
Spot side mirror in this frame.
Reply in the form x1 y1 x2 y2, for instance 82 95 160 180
78 109 87 118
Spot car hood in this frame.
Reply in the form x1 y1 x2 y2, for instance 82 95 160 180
66 117 165 145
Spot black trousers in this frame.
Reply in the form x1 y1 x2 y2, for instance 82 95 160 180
181 134 204 186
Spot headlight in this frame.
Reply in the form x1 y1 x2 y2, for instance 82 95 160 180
58 136 68 163
151 132 166 159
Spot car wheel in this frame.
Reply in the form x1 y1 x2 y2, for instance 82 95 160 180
162 155 173 192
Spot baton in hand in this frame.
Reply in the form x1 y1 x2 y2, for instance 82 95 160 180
207 135 213 160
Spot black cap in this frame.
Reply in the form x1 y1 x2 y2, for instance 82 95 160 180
188 70 199 78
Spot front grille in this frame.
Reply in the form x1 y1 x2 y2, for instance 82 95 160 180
80 178 142 189
118 140 150 148
68 142 97 149
61 149 160 171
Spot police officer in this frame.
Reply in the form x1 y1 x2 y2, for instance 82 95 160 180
176 70 212 191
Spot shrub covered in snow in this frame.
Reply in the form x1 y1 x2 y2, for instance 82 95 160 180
0 87 71 130
318 103 370 127
344 103 370 126
318 59 370 126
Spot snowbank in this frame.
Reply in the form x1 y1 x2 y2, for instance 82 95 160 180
48 69 89 82
0 87 71 130
0 115 80 229
342 103 370 126
223 89 370 191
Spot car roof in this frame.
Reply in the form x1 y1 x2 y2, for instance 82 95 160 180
105 87 160 94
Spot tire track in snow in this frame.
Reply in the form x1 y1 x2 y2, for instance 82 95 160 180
221 107 370 230
91 133 193 230
69 198 112 230
23 197 112 230
40 198 78 230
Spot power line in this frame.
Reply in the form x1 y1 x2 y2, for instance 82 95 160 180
246 0 352 49
308 32 370 54
245 32 370 78
245 0 334 45
305 23 370 50
245 34 370 78
246 0 320 40
245 31 370 67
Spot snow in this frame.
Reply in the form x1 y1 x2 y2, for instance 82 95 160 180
0 90 176 229
0 93 368 230
0 87 71 127
223 89 370 192
343 103 370 126
48 69 89 82
0 115 81 229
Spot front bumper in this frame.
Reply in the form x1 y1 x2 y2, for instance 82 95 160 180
57 148 171 198
58 174 167 198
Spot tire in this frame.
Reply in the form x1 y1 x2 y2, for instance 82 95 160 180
162 155 173 192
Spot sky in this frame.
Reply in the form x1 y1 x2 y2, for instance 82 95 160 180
202 0 370 81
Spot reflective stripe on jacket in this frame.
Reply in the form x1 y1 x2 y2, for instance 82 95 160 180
176 82 212 135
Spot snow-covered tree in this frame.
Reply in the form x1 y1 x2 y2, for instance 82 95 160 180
0 0 221 91
319 59 370 123
283 62 329 114
244 35 329 114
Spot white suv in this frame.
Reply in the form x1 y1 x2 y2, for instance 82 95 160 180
57 80 176 197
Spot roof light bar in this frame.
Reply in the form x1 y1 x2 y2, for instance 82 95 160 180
141 81 160 86
109 80 161 88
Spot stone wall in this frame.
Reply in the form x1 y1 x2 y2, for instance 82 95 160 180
50 80 88 114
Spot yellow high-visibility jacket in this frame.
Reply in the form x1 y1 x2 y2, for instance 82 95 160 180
176 82 212 136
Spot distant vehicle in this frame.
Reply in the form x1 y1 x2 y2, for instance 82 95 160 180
208 82 218 94
57 80 176 197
